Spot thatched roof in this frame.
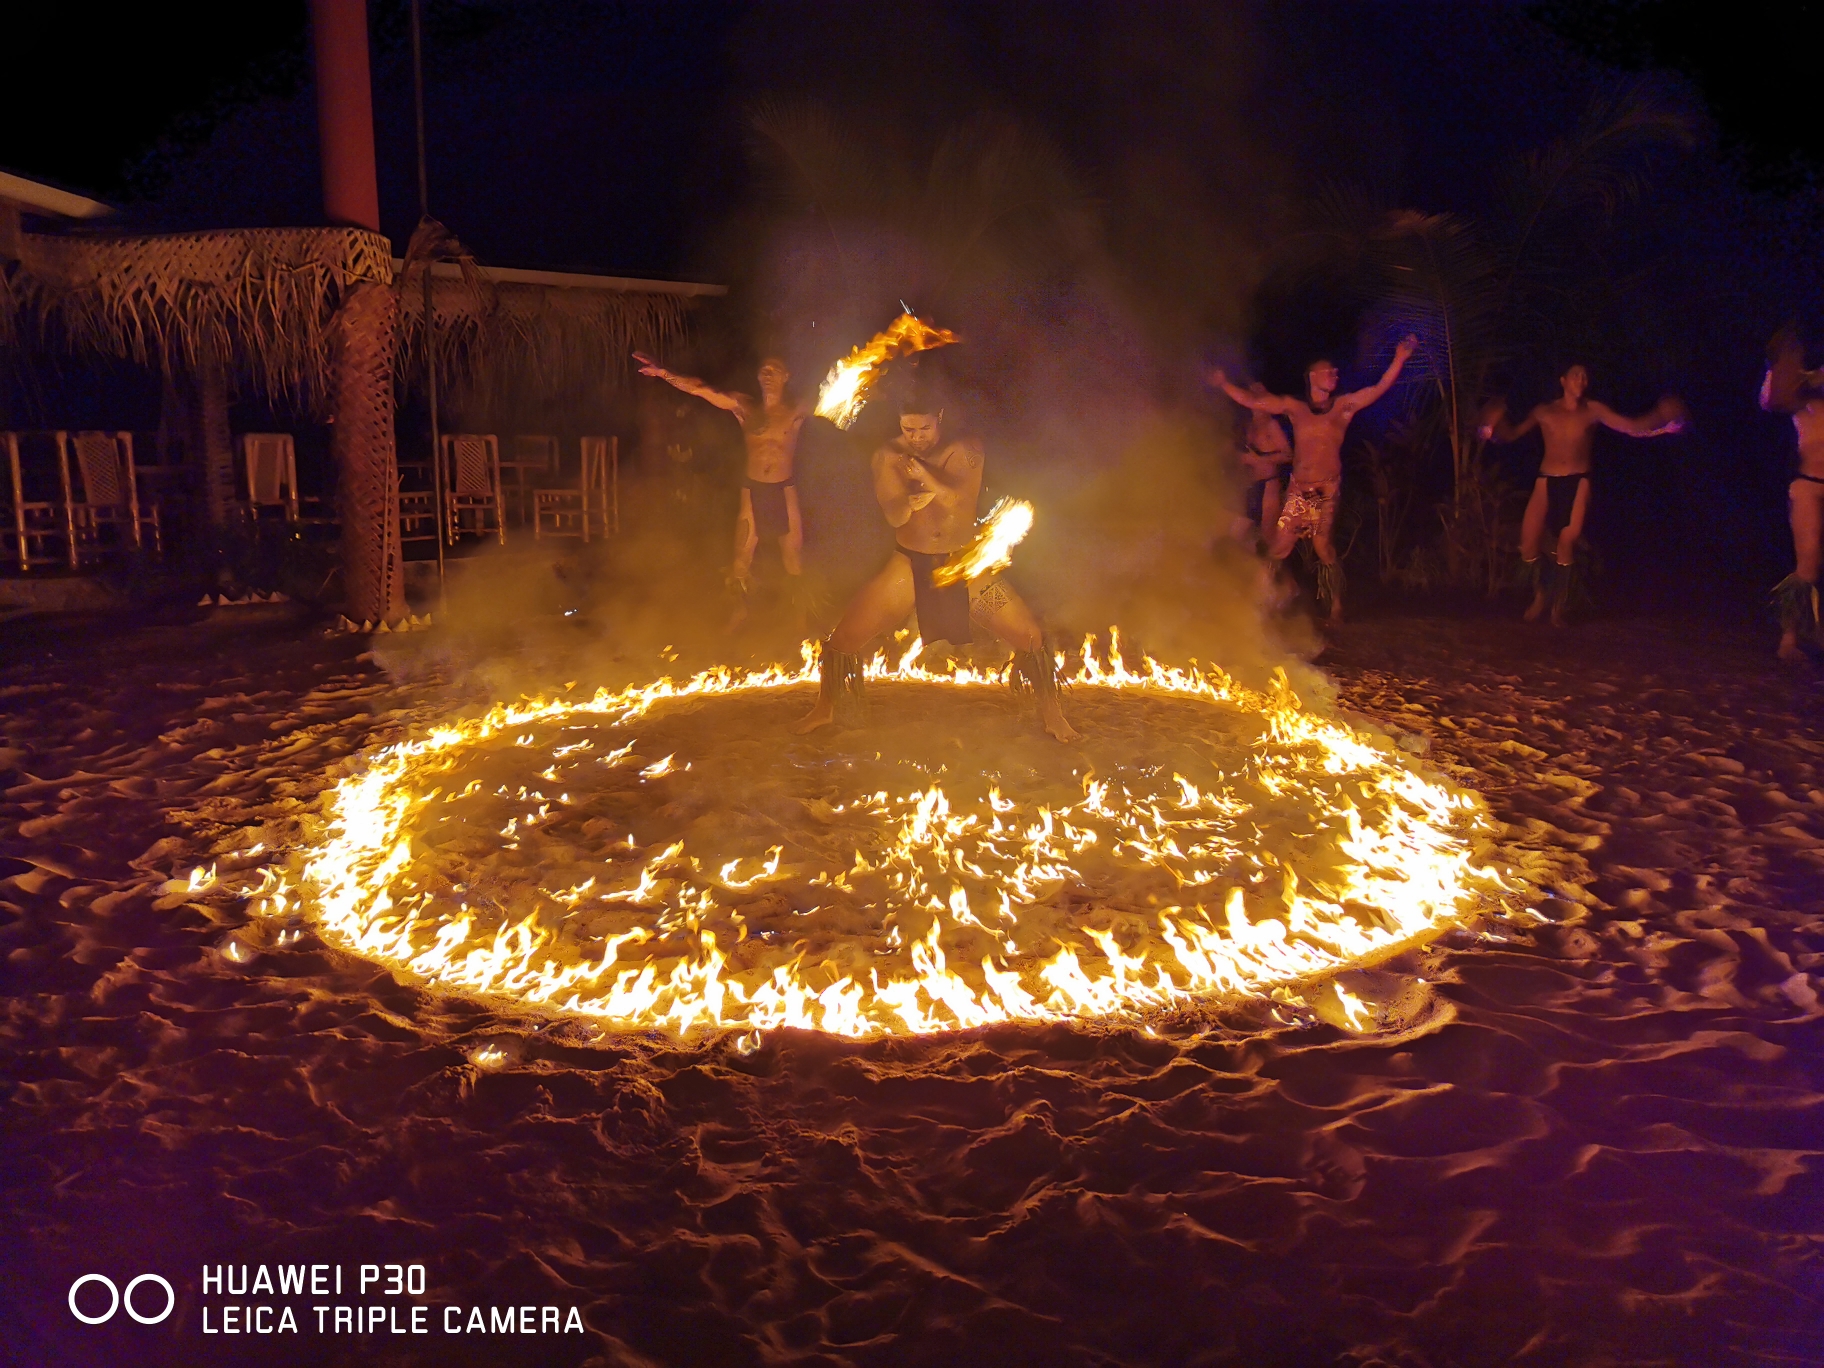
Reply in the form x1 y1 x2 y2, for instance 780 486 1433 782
1 227 394 409
394 261 707 416
1 224 716 416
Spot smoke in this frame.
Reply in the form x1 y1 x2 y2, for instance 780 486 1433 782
378 41 1339 710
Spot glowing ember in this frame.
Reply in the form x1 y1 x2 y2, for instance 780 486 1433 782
933 498 1035 587
251 634 1512 1039
814 313 960 428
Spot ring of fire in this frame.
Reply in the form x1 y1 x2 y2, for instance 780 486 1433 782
254 637 1510 1038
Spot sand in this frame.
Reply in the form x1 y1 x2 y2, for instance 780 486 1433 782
1 607 1819 1367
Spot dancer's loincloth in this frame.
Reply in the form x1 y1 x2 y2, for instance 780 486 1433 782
900 547 975 646
743 478 794 540
1541 472 1589 538
1276 477 1339 542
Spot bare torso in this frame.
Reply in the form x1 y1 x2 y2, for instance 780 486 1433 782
1792 398 1824 479
1284 401 1359 484
873 435 985 553
1531 400 1608 476
735 398 810 482
1242 412 1291 481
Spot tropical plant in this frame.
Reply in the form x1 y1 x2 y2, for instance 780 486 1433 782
1311 84 1695 593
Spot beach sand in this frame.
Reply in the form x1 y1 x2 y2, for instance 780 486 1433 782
2 608 1819 1367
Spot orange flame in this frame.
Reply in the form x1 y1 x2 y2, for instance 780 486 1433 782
247 633 1517 1042
814 313 959 428
933 498 1034 586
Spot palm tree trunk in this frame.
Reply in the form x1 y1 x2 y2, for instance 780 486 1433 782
332 280 404 624
196 354 237 528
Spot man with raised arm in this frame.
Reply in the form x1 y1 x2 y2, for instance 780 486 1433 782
1759 328 1824 661
1232 389 1293 548
633 351 810 627
1480 362 1686 626
793 387 1077 742
1210 336 1416 626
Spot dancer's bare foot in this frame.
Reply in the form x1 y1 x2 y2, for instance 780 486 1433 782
1039 698 1079 743
1523 590 1547 622
1778 630 1806 662
791 698 835 733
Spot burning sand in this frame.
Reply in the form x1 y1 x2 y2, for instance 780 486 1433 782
244 634 1515 1037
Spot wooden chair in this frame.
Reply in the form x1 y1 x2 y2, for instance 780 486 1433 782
588 434 619 536
2 431 69 571
398 489 439 549
439 433 505 544
239 433 298 523
533 436 619 542
61 430 160 565
502 434 558 523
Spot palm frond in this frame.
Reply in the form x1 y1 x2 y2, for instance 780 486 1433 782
923 115 1096 283
1 226 393 408
1497 81 1695 321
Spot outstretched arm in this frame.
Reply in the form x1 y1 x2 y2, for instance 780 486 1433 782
632 352 747 415
1341 334 1418 414
1592 396 1688 438
1477 399 1539 445
1209 368 1297 415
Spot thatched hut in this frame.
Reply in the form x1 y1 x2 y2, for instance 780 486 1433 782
1 209 717 617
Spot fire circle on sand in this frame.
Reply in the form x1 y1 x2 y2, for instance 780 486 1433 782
249 635 1513 1039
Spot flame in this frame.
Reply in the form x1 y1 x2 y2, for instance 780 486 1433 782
255 633 1514 1041
814 313 960 429
933 498 1034 587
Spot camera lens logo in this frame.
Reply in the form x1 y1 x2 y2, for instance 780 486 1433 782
68 1274 175 1326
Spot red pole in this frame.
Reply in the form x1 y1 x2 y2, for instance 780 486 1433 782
310 0 381 231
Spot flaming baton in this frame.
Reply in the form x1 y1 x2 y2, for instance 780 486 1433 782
815 313 959 428
933 498 1035 586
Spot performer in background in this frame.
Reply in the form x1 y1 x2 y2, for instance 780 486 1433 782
1211 336 1416 626
794 388 1077 741
1232 389 1292 547
634 351 810 627
1481 362 1686 626
1760 327 1824 660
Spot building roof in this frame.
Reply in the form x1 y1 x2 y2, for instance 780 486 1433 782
0 169 114 220
393 258 725 297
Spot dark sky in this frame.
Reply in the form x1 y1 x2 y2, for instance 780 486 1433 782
6 2 1823 275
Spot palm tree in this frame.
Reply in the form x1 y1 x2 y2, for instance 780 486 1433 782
1326 84 1695 593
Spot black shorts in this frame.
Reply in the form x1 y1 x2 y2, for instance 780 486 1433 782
1542 473 1588 538
744 479 793 540
900 547 974 647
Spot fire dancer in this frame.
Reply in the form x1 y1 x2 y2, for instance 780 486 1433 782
1480 363 1686 626
633 350 810 626
1760 328 1824 660
1232 389 1292 546
793 389 1078 742
1211 336 1417 625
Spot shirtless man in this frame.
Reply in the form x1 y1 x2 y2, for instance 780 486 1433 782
1232 389 1292 546
1211 336 1416 626
633 351 809 625
1759 329 1824 661
792 391 1077 741
1481 363 1686 626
